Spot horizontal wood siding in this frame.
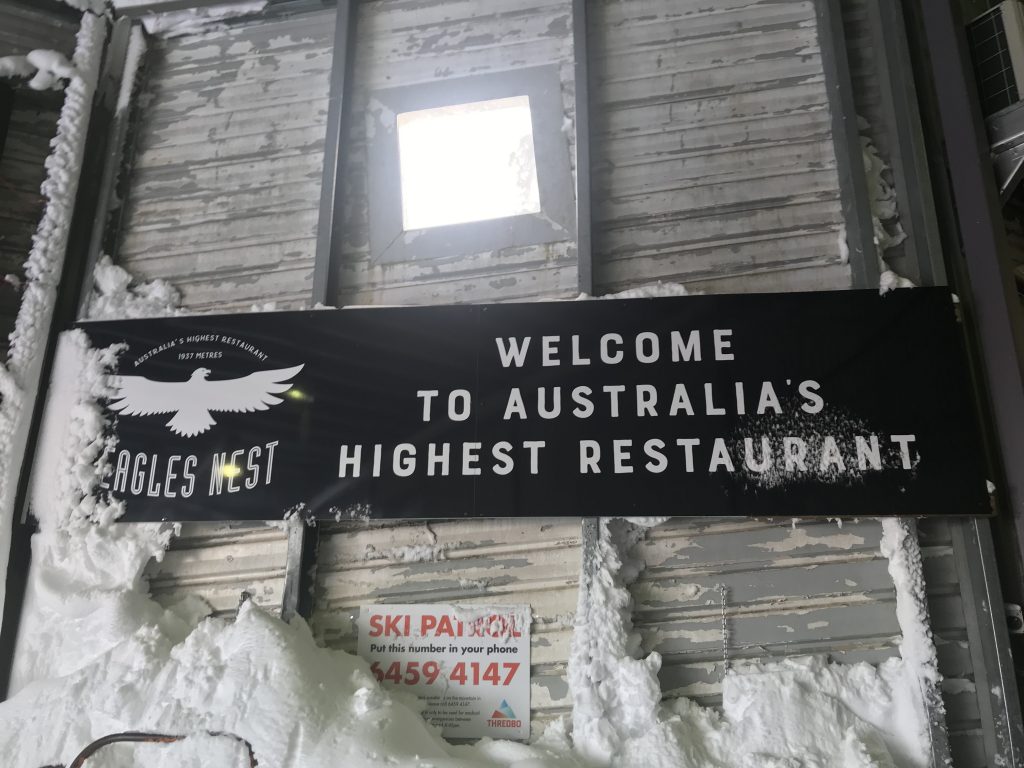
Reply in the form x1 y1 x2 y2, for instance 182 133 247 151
115 10 335 313
588 0 851 294
146 522 289 616
631 518 902 706
0 3 78 58
334 0 579 306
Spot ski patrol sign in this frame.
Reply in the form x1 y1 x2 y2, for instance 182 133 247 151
357 604 531 740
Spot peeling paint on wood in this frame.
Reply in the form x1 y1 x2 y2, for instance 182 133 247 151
145 522 289 615
588 0 851 294
114 7 999 761
116 11 334 312
628 518 901 705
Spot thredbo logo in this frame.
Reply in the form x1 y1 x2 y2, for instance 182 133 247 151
103 333 303 501
488 699 522 729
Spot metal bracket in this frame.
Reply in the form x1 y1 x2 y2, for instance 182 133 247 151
281 518 319 623
311 0 357 307
75 17 136 316
572 0 593 297
816 0 879 289
864 0 948 286
950 519 1024 766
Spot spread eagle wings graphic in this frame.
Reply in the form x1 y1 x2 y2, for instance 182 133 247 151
109 364 304 437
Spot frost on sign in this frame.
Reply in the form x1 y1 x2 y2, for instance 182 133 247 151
397 95 541 230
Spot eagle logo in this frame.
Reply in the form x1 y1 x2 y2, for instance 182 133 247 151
109 365 304 437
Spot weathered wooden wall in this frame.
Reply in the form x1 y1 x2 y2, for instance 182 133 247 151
333 0 579 306
588 0 851 295
0 4 79 359
634 518 901 705
119 2 1018 762
114 9 335 313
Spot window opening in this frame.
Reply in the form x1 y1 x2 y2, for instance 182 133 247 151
396 95 541 230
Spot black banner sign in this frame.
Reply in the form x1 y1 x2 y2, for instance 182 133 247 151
78 289 990 522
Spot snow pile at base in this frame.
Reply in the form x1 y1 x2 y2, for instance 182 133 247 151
3 599 583 768
85 733 253 768
11 259 180 690
567 519 935 768
4 514 939 767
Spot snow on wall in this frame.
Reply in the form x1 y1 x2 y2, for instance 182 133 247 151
0 10 104 634
567 519 936 768
2 267 940 766
5 263 584 768
11 260 179 691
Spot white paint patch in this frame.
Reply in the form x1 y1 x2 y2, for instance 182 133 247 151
140 2 268 37
751 526 866 553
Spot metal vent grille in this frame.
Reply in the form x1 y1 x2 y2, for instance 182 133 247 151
968 4 1021 117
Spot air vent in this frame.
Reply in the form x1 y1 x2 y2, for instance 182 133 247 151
968 1 1024 117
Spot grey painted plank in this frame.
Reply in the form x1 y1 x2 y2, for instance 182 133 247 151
117 12 332 312
599 256 852 296
0 4 78 59
337 264 579 306
596 80 829 131
121 209 320 253
592 22 820 75
589 0 845 296
599 57 826 107
128 152 326 197
594 2 816 46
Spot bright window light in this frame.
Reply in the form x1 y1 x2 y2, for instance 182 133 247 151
397 95 541 231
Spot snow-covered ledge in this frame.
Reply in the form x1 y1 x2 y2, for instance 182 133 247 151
0 12 106 629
